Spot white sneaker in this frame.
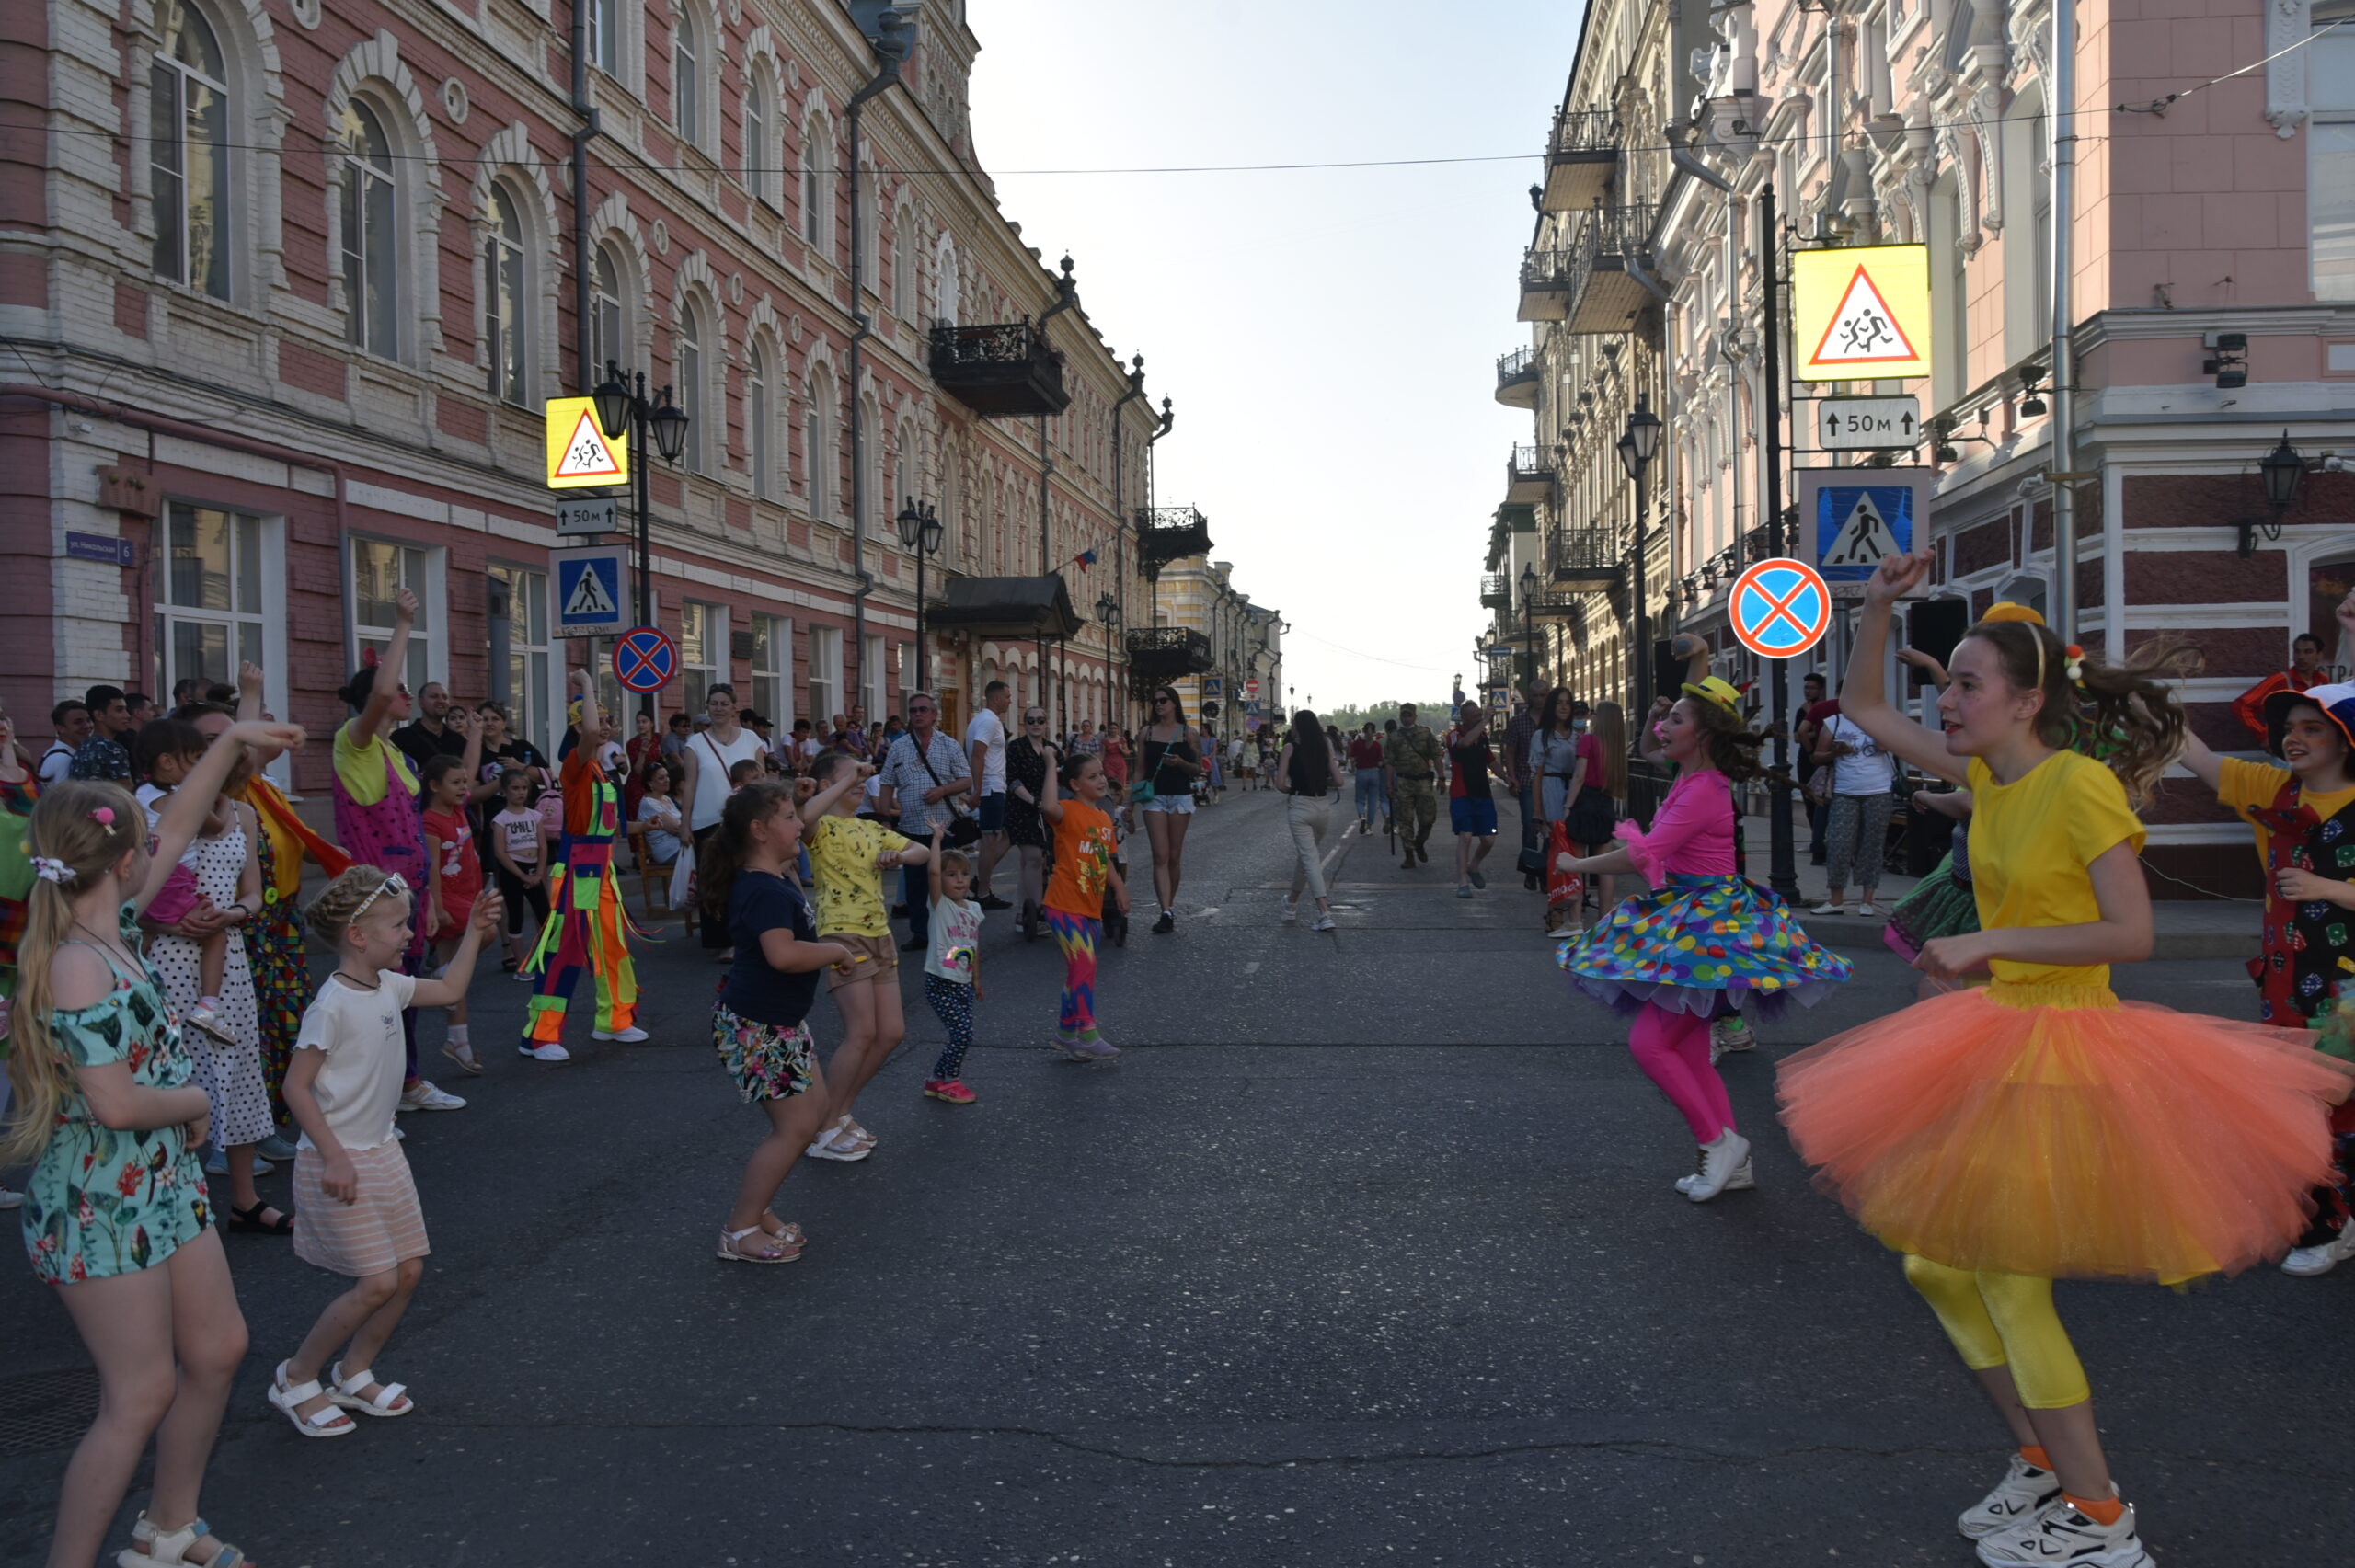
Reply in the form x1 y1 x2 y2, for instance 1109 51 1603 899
1958 1452 2062 1540
1310 914 1336 933
592 1025 649 1042
396 1080 465 1112
1857 901 1884 918
2281 1226 2355 1276
1973 1499 2150 1566
1809 900 1848 917
1674 1152 1754 1196
1685 1129 1753 1203
519 1042 572 1063
1710 1016 1757 1053
1281 896 1297 924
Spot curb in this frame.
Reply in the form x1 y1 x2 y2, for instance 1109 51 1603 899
1798 912 2257 962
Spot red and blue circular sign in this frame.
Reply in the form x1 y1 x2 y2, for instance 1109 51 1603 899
1729 558 1832 660
613 625 677 693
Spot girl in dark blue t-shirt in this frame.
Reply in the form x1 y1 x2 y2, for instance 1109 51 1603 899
697 779 850 1264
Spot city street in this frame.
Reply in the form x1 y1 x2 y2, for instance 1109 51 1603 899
2 790 2347 1566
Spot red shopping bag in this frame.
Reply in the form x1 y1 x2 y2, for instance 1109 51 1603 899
1545 820 1584 912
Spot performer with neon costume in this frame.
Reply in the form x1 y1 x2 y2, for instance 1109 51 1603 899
517 670 648 1059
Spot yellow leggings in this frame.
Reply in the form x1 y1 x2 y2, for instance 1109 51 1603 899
1902 1254 2091 1410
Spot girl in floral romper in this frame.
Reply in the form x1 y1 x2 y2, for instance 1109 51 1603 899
3 715 305 1568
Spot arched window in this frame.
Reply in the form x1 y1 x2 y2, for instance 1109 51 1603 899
672 11 702 147
933 231 959 326
856 163 879 289
485 185 526 404
805 372 831 517
590 243 625 381
339 100 398 357
893 418 917 515
891 202 916 320
588 0 619 74
150 1 230 299
747 341 775 499
743 74 773 207
802 115 831 249
678 300 706 475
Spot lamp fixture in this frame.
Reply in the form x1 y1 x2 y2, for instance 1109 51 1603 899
2236 429 2306 557
2203 332 2248 392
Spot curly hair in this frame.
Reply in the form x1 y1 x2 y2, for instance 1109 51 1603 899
1961 620 2199 807
1683 695 1775 784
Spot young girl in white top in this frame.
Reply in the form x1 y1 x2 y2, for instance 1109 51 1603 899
268 864 501 1437
921 823 985 1104
490 769 549 975
131 718 233 1043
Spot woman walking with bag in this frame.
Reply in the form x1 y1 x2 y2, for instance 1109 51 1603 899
1534 689 1615 934
1276 711 1338 932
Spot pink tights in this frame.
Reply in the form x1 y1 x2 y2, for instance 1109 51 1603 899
1626 1002 1736 1143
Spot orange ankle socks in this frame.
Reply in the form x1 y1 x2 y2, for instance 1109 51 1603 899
2064 1492 2125 1526
2019 1446 2052 1471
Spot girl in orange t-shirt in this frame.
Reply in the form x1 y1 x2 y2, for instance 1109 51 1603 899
1040 751 1127 1062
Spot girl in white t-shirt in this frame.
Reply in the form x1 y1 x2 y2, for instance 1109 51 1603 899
488 768 550 974
921 824 985 1104
267 864 501 1437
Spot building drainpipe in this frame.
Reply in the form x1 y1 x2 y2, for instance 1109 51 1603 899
569 6 599 393
1144 395 1174 628
1110 353 1147 722
845 52 905 717
2048 0 2079 645
1033 258 1077 723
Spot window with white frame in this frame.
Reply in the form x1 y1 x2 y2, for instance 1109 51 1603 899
590 244 625 382
150 0 230 300
748 340 775 499
587 635 629 733
679 600 725 712
744 74 774 207
861 634 886 720
672 8 703 148
856 163 879 289
679 299 706 475
349 537 439 696
588 0 619 74
154 503 269 697
2312 12 2355 302
752 612 789 729
808 624 842 725
891 202 916 319
802 115 831 250
897 640 916 705
485 184 527 404
805 372 832 516
893 418 916 516
488 563 553 758
339 100 398 358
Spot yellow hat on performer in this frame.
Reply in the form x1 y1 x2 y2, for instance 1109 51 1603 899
1682 676 1743 714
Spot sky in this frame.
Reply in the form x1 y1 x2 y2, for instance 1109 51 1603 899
965 0 1587 712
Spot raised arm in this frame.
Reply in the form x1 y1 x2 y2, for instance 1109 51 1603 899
1040 750 1065 823
798 761 870 825
135 719 305 913
1838 550 1969 787
349 589 417 749
2176 726 2224 793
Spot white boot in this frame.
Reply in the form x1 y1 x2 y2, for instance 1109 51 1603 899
1686 1127 1753 1203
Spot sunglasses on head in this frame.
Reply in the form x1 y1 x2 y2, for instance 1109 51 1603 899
350 873 409 921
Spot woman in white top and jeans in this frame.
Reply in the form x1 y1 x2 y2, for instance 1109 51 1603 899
674 686 768 953
1275 710 1338 932
1813 711 1896 917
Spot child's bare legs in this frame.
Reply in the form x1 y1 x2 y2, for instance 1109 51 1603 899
1018 844 1045 913
49 1229 246 1568
729 1061 832 1239
281 1257 420 1423
222 1143 267 1214
433 937 475 1068
824 976 905 1136
195 928 225 1012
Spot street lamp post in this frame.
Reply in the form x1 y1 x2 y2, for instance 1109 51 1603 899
591 362 689 716
1518 562 1540 688
894 498 943 690
1616 400 1660 718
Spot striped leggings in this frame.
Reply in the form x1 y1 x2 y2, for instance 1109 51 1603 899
1044 908 1100 1042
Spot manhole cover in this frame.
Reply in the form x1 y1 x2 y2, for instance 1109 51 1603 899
0 1367 100 1456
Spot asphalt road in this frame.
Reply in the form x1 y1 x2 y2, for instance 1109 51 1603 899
2 785 2348 1567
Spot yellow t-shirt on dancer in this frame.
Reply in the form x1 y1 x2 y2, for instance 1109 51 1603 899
1963 750 2145 992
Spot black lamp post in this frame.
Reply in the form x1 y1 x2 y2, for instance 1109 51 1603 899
1617 399 1661 715
592 361 689 716
894 497 943 690
1518 562 1541 686
2240 430 2306 558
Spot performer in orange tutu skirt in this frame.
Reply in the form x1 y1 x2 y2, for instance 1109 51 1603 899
1775 559 2348 1568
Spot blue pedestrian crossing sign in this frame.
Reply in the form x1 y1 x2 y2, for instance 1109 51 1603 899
1798 467 1930 586
552 546 629 636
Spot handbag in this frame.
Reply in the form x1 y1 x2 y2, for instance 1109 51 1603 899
909 738 982 848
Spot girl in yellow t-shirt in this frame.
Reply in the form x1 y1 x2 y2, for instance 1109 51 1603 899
1776 550 2347 1568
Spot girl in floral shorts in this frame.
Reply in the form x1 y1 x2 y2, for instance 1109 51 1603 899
696 778 850 1264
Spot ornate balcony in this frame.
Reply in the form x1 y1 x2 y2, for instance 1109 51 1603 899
1506 444 1553 504
1480 572 1512 610
1495 346 1539 409
1134 505 1212 569
927 321 1071 417
1550 525 1626 594
1518 246 1575 323
1524 589 1586 621
1563 203 1660 335
1124 625 1213 679
1542 108 1619 212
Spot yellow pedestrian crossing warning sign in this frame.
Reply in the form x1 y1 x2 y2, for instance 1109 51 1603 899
1792 245 1932 383
545 396 628 489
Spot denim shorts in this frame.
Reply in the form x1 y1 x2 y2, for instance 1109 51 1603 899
976 791 1007 833
1450 796 1499 837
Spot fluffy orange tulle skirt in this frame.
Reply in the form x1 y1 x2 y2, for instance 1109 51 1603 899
1776 981 2350 1285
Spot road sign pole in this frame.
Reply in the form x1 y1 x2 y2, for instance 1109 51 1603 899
1762 184 1799 905
633 390 653 722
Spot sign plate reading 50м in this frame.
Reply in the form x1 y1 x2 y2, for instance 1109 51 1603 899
1817 395 1922 452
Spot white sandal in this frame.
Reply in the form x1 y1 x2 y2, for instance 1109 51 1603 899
327 1359 413 1418
717 1224 803 1263
121 1511 250 1567
265 1361 355 1438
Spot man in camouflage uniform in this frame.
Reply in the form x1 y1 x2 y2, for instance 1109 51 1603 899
1384 702 1442 868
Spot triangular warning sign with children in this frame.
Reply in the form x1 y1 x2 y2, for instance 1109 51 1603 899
1807 266 1922 371
553 408 625 481
1822 491 1904 572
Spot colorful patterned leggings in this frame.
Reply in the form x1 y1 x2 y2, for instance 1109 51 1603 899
1045 909 1100 1042
1903 1254 2090 1410
1626 1001 1735 1143
925 974 976 1081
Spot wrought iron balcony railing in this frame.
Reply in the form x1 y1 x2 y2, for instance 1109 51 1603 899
1563 203 1659 335
1518 246 1575 323
1134 505 1212 567
927 320 1072 418
1480 572 1512 609
1506 443 1554 503
1124 625 1214 679
1495 346 1539 409
1550 524 1626 593
1543 108 1619 212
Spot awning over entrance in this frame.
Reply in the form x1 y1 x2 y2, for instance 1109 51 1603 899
925 575 1084 639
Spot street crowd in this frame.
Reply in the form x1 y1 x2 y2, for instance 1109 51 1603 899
6 567 2355 1568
